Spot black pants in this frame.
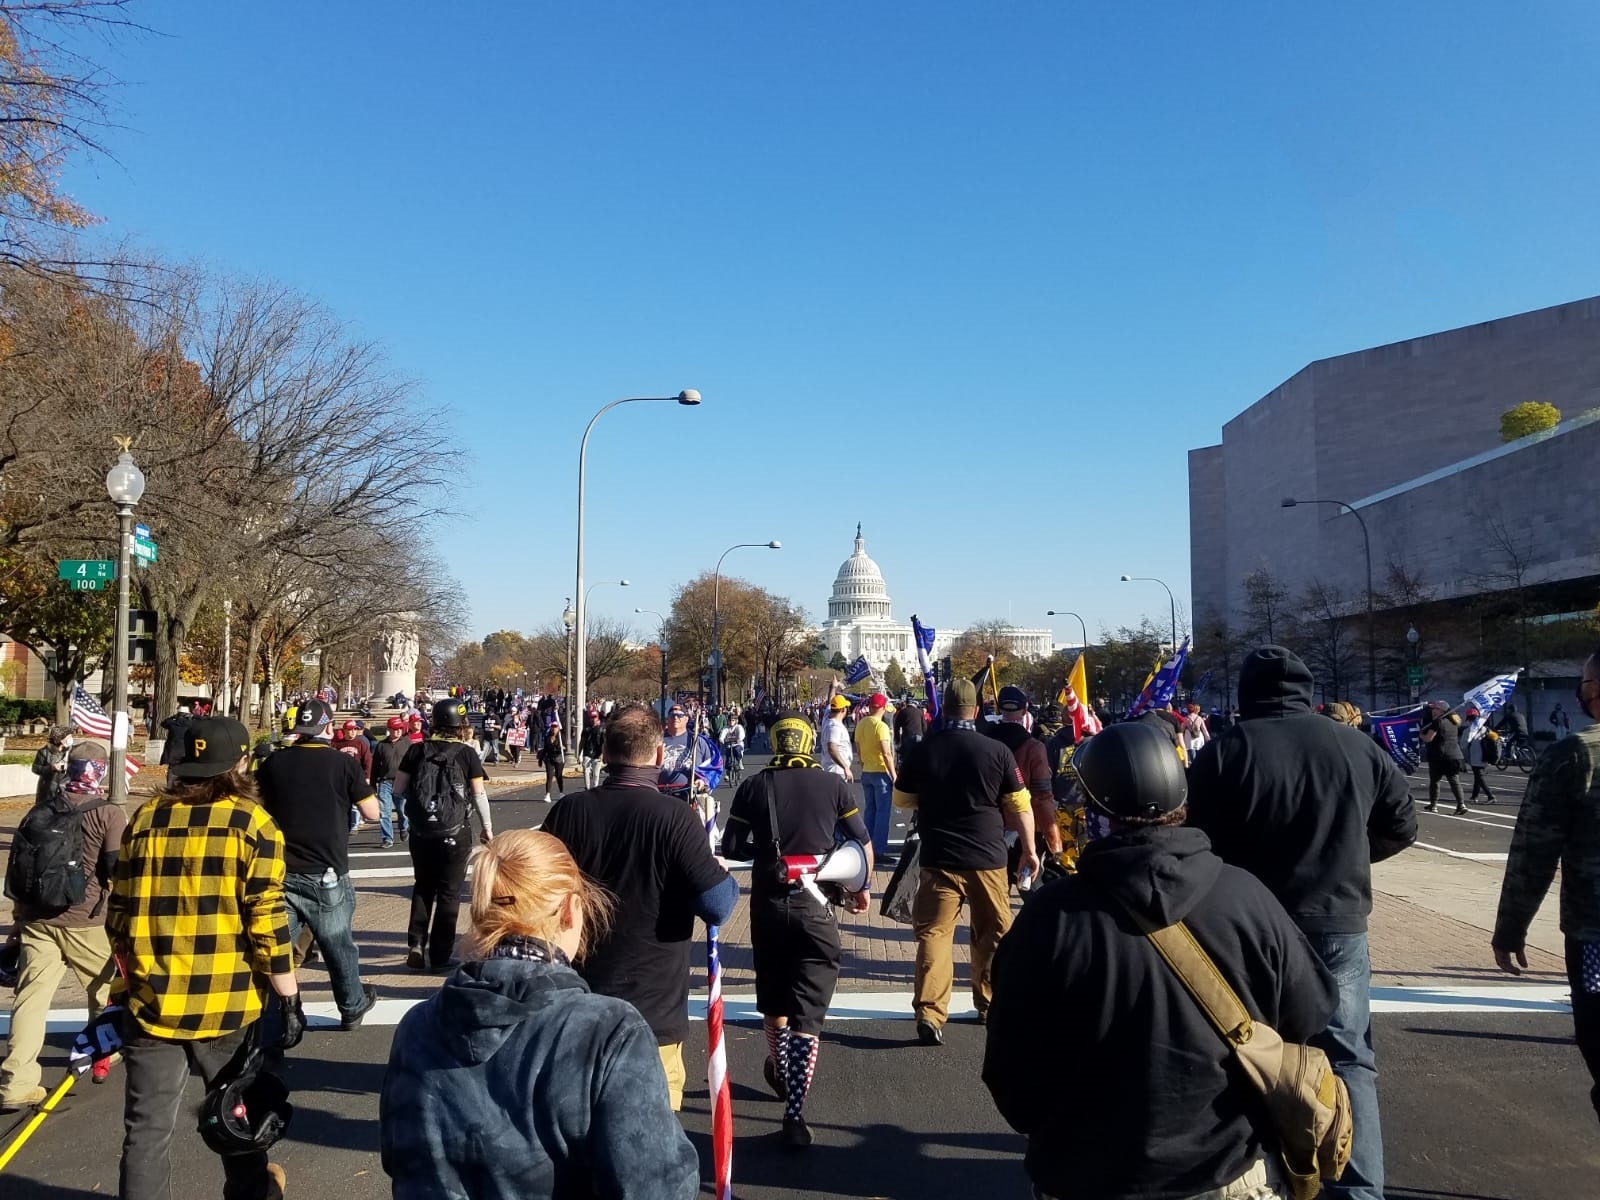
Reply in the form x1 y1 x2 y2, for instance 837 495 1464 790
120 1018 277 1200
409 836 471 968
1427 760 1464 807
1566 939 1600 1123
1469 766 1494 800
544 757 564 795
750 890 842 1035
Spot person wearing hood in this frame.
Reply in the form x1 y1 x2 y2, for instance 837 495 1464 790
380 828 699 1199
984 720 1338 1200
1187 646 1414 1200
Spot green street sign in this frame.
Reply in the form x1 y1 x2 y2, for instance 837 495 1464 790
1406 666 1424 686
131 538 158 563
58 560 116 587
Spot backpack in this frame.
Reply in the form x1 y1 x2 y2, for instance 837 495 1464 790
404 743 470 840
4 793 111 914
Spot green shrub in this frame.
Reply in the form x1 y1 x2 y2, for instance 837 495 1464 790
1500 401 1561 442
0 753 34 765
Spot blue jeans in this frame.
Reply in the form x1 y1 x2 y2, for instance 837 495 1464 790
1304 931 1382 1200
377 779 407 842
860 772 894 857
282 872 366 1017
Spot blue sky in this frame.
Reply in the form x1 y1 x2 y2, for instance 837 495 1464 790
59 1 1600 644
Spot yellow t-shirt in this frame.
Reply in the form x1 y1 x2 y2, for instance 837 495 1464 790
854 713 893 774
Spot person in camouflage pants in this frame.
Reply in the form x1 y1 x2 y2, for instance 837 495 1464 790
1493 646 1600 1121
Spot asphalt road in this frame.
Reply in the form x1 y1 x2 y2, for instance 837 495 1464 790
5 1012 1596 1199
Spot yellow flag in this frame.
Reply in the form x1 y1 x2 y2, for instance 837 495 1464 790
1068 653 1090 707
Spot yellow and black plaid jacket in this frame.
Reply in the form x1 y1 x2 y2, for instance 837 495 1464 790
106 792 293 1040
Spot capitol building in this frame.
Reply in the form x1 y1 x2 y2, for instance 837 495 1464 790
818 527 1053 676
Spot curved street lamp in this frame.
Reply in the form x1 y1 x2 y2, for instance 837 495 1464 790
711 541 781 709
1120 574 1177 654
1282 496 1376 709
573 392 699 737
1046 610 1089 650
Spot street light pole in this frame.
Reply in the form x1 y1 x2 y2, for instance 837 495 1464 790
636 608 668 716
1120 575 1177 654
221 598 232 717
710 541 781 710
574 392 700 741
1045 610 1089 650
105 447 145 806
1282 497 1377 711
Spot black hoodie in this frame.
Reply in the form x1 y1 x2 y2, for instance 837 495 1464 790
984 826 1337 1200
1187 646 1416 934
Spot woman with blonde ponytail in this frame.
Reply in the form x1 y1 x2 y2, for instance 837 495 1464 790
379 830 699 1199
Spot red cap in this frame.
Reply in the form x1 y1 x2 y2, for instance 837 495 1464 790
407 714 422 726
342 719 362 732
869 693 888 710
387 716 406 731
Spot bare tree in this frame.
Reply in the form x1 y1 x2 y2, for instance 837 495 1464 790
1239 566 1290 645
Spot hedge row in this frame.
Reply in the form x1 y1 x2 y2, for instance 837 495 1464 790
0 698 58 726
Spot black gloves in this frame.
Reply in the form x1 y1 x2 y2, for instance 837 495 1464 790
277 993 306 1051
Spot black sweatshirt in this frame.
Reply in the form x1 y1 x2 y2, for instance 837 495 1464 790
984 825 1338 1200
1186 646 1416 934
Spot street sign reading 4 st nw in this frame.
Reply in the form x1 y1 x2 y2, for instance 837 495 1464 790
58 559 116 591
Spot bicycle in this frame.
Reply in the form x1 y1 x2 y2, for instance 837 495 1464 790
1492 735 1536 774
722 743 744 787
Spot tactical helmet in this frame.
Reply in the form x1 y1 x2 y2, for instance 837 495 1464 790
432 697 470 729
1073 721 1187 822
197 1030 292 1156
770 712 817 758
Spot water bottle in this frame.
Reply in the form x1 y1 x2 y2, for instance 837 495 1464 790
319 867 338 890
1018 866 1034 892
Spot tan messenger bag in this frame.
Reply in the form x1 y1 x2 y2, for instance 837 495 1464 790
1144 921 1353 1200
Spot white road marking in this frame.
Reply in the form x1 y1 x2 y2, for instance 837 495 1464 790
1417 808 1518 830
1415 842 1510 863
5 983 1572 1035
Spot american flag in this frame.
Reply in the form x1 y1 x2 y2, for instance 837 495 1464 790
70 687 142 780
701 705 733 1200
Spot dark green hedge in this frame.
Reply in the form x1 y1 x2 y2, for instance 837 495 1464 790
0 698 58 726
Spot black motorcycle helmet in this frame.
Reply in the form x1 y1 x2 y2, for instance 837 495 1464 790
0 940 20 990
1073 721 1187 822
431 697 470 730
197 1030 292 1156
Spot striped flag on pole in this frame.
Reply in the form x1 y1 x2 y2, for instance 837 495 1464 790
704 808 734 1199
910 615 940 723
71 686 142 780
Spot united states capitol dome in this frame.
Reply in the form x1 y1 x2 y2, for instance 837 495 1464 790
828 525 892 622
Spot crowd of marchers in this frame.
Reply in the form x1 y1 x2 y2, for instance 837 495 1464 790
2 645 1598 1200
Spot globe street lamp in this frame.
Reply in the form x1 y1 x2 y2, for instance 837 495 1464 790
1046 610 1089 650
711 541 781 710
573 392 699 743
1282 497 1377 710
637 607 669 716
105 446 145 804
1119 575 1177 655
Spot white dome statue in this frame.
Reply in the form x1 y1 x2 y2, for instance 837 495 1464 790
828 524 893 622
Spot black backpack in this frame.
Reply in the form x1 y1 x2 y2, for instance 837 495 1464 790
4 792 111 914
405 743 470 839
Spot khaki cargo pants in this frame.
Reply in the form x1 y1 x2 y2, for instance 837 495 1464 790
0 922 117 1103
912 866 1012 1027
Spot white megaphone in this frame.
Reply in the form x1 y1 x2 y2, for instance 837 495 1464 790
782 840 870 906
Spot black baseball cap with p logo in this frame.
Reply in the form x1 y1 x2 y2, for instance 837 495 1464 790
172 717 253 780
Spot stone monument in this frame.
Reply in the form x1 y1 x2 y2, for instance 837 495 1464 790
377 628 420 703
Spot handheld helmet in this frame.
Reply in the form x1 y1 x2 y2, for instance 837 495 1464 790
197 1029 293 1156
432 697 470 730
1073 721 1187 822
0 941 20 989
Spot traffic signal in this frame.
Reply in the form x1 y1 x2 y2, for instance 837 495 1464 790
129 609 156 665
939 655 952 685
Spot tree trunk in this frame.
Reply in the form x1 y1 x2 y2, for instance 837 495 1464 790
50 640 73 725
154 595 202 722
239 617 264 729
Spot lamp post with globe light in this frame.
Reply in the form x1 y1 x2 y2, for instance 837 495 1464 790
573 392 700 741
710 541 781 710
105 445 145 804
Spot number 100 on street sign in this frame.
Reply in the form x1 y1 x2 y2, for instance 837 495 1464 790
58 559 117 591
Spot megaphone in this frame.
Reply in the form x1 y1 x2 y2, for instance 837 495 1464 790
782 840 870 905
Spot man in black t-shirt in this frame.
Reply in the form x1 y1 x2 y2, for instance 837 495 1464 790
542 704 737 1112
894 678 1036 1045
721 712 871 1148
254 698 382 1029
393 698 492 971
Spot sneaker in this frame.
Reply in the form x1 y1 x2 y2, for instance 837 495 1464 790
0 1085 46 1111
1424 803 1437 812
780 1116 813 1149
340 983 378 1030
971 1010 988 1026
762 1056 787 1100
399 829 409 842
915 1020 943 1047
1455 806 1469 816
266 1162 287 1198
381 838 394 848
406 948 426 971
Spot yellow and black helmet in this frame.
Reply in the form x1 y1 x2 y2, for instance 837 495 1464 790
432 697 470 730
769 712 816 758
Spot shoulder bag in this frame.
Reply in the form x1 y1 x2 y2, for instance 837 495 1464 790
1142 920 1352 1200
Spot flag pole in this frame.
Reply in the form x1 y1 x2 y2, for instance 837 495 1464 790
697 703 734 1200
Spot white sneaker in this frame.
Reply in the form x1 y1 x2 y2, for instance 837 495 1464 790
542 793 551 803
